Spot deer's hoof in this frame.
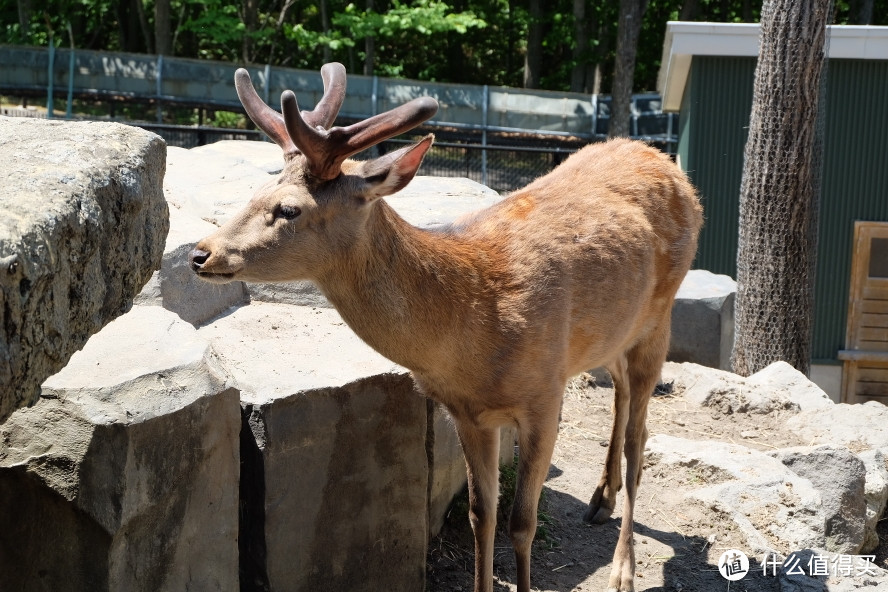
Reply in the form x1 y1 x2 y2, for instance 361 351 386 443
583 484 616 524
583 504 614 524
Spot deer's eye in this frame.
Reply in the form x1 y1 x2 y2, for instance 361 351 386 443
277 204 301 220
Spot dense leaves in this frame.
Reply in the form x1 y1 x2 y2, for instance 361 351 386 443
2 0 887 91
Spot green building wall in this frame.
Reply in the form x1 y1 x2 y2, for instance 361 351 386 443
678 56 888 362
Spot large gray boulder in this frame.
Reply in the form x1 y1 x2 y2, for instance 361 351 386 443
771 446 867 554
662 360 832 415
658 361 888 556
201 302 429 591
668 269 735 370
0 306 240 592
0 117 168 422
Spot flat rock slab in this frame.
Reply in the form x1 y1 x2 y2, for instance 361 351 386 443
0 117 168 422
199 302 404 400
668 269 735 370
1 306 240 591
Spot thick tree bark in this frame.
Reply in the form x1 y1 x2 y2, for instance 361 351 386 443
135 0 153 54
732 0 833 376
570 0 588 92
16 0 31 37
608 0 647 138
241 0 258 62
155 0 172 55
851 0 874 24
320 0 332 63
523 0 543 89
364 0 375 75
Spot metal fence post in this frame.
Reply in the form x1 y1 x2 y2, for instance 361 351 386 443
263 63 271 106
65 22 74 119
370 76 379 158
482 84 489 187
156 54 164 123
46 37 55 118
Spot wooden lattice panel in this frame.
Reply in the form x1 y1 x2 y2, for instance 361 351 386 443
840 222 888 404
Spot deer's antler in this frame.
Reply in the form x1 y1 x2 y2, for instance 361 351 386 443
235 63 347 157
236 63 439 180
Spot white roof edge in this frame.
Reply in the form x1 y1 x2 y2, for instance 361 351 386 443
658 21 888 112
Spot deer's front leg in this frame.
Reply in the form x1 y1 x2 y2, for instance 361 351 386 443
509 405 561 592
454 421 502 592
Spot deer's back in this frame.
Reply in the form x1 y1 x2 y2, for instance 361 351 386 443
453 139 702 379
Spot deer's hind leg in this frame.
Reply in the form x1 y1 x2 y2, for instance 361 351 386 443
607 317 671 592
584 355 630 524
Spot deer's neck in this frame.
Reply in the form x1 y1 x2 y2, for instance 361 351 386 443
316 200 491 376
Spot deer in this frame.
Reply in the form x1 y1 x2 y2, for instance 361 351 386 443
189 63 702 592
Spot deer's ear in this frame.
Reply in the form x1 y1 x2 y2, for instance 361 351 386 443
359 134 433 200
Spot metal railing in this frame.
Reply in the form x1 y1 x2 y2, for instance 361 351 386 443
1 44 678 152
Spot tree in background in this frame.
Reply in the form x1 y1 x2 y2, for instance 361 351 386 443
523 0 542 88
608 0 648 137
731 0 833 376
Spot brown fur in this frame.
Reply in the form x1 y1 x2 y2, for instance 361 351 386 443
192 137 702 592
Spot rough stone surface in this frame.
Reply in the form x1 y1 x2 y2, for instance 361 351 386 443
0 307 240 592
0 117 168 422
652 362 888 561
668 269 735 370
859 449 888 552
772 446 867 554
135 203 248 325
242 373 429 592
786 400 888 451
661 360 831 415
646 434 825 555
200 301 429 591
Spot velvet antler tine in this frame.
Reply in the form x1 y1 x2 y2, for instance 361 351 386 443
338 97 439 156
234 68 297 154
276 64 438 180
281 90 328 171
304 62 347 130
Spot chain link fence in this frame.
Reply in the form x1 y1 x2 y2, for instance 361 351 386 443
381 137 578 194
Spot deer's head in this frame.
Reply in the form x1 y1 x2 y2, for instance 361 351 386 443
189 63 438 284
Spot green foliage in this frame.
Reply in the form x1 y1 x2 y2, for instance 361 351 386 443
332 0 485 38
3 0 888 93
179 0 245 60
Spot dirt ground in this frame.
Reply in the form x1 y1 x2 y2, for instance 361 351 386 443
426 372 888 592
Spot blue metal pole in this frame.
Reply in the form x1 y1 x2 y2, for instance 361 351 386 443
66 22 74 119
46 37 55 118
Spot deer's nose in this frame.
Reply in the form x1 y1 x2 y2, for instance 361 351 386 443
189 248 211 271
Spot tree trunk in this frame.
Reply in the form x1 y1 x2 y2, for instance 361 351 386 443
241 0 258 63
679 0 699 21
732 0 833 377
320 0 332 63
523 0 543 88
135 0 153 54
851 0 874 24
16 0 31 37
570 0 588 92
364 0 375 75
608 0 647 138
155 0 172 55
